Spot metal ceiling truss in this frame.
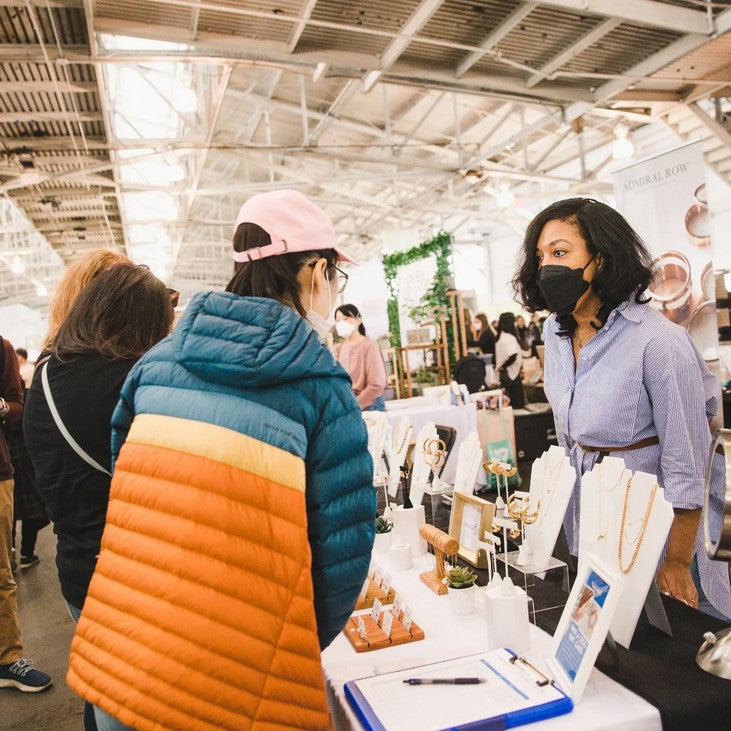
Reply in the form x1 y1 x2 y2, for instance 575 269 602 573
1 0 729 301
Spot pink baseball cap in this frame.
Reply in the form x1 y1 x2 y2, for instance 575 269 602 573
232 189 357 265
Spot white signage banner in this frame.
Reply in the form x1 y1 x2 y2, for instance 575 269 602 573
613 141 718 360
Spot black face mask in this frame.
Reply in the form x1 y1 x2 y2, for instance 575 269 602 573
537 258 593 316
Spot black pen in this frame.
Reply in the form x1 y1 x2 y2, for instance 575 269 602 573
403 677 486 685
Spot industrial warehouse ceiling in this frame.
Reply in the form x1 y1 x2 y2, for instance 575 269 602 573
0 0 730 305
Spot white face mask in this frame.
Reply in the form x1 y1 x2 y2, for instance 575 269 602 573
306 266 335 340
335 320 356 339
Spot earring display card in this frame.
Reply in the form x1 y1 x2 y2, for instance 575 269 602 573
343 609 425 653
355 579 397 610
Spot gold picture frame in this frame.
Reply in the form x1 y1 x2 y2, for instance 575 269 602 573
448 493 496 568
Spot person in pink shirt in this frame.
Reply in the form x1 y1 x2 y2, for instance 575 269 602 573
335 304 387 411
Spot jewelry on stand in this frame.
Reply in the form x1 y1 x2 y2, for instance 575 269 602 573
618 478 659 574
392 422 410 456
595 461 626 542
533 452 564 528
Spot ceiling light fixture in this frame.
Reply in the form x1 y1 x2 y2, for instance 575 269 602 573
36 283 48 297
612 122 634 160
11 256 25 274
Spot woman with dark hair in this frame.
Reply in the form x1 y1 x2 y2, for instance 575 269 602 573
495 312 525 408
22 264 171 727
335 303 387 411
467 312 496 360
513 197 729 619
63 189 375 731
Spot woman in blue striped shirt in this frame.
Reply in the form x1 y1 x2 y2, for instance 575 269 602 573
513 197 730 619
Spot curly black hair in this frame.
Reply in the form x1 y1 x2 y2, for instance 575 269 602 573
512 198 653 337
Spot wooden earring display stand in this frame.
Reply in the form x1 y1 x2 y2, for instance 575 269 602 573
354 579 397 610
344 610 425 653
419 524 460 595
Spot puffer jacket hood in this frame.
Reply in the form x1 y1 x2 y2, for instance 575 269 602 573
173 291 346 387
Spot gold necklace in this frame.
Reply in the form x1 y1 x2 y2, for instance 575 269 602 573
423 437 446 470
618 478 659 574
596 463 626 542
392 423 410 454
534 453 563 528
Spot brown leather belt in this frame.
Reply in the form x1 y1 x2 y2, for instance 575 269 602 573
578 436 659 453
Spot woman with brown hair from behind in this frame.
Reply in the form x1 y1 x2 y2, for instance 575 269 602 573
23 264 172 731
44 249 130 348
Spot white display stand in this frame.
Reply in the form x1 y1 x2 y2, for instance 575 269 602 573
452 432 483 496
522 446 576 572
578 459 674 649
409 421 437 506
363 411 389 483
393 505 427 558
386 416 412 499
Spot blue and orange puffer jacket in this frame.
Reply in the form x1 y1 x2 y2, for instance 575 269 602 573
67 292 376 730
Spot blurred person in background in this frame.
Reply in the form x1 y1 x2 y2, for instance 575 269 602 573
0 338 52 693
14 349 33 390
7 348 49 571
23 265 172 728
495 312 525 409
63 190 375 731
335 303 387 411
467 312 496 361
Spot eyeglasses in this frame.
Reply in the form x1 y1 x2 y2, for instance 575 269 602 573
308 260 349 294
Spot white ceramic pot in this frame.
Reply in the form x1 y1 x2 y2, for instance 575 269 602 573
448 586 475 615
373 531 392 554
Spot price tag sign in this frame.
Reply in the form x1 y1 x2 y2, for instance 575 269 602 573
356 615 367 640
359 578 370 600
402 605 413 633
371 597 383 624
381 572 392 596
373 565 384 588
392 593 403 616
381 610 394 638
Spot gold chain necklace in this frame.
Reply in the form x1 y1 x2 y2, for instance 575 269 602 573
596 463 626 541
618 478 659 574
533 453 564 527
392 422 410 454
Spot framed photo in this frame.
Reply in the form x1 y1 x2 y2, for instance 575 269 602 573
548 553 623 701
448 493 496 568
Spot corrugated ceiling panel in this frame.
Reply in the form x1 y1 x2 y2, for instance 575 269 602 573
559 22 682 77
296 26 390 56
491 7 603 70
310 0 424 34
195 9 295 42
96 0 191 29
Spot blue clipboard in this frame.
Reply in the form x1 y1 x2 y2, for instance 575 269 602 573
344 649 573 731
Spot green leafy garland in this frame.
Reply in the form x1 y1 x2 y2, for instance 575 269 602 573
381 232 454 349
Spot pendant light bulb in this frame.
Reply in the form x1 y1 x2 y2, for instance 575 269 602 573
11 255 24 274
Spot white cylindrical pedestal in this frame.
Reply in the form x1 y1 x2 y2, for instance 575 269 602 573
389 543 413 571
373 531 392 554
448 587 475 615
392 505 427 559
484 577 530 654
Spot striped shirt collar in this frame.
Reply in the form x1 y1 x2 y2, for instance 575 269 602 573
605 298 647 327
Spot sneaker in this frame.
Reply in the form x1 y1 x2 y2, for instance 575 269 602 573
19 555 40 570
0 659 52 692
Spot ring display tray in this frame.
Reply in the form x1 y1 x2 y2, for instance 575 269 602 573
344 611 425 653
354 580 397 610
498 550 570 613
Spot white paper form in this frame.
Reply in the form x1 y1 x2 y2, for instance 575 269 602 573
349 649 567 731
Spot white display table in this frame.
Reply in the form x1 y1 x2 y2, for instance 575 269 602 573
383 401 479 484
322 552 661 731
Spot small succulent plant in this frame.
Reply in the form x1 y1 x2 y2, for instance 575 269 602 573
445 566 477 590
375 516 392 534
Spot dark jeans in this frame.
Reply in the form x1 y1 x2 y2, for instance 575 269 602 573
66 603 100 731
363 396 386 412
11 518 47 558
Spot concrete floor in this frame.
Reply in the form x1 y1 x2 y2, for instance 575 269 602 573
1 527 84 730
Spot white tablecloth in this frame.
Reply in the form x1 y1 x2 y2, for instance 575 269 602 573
322 552 661 731
384 402 478 484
